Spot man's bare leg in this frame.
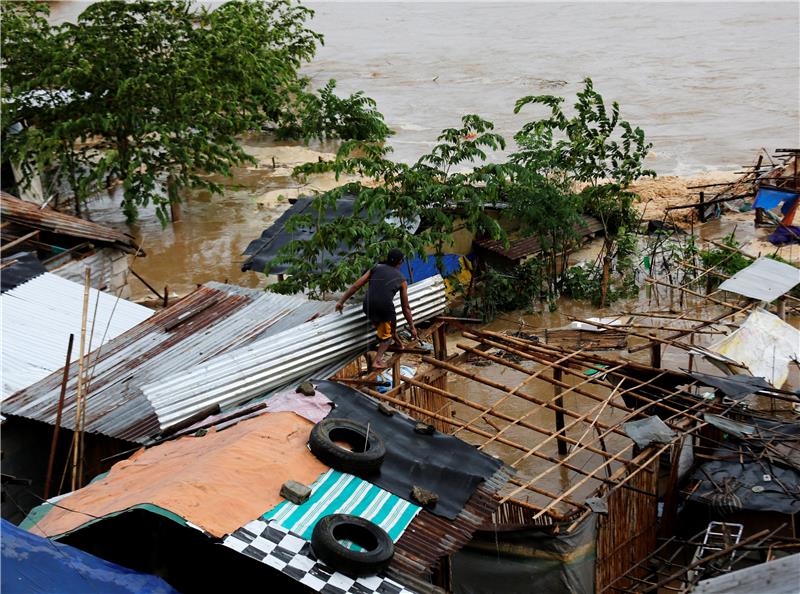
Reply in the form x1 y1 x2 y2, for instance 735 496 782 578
373 339 391 369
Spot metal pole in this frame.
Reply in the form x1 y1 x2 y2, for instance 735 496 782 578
44 334 74 499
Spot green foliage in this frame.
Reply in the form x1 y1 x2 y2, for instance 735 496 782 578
275 80 392 143
1 0 386 224
513 78 653 255
699 233 751 278
561 263 602 302
473 259 544 321
268 115 507 296
268 79 653 309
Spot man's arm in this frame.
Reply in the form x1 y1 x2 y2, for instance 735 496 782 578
399 281 417 339
335 270 371 312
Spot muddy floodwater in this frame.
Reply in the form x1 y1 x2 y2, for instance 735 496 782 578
51 1 799 300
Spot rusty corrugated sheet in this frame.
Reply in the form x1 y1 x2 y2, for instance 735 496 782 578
389 465 514 579
475 216 604 261
1 285 335 443
0 192 139 253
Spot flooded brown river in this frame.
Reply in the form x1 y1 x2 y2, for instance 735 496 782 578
48 1 799 300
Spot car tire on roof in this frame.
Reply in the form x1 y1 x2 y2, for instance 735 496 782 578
311 514 394 577
308 418 386 475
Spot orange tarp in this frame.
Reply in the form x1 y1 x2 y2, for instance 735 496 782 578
37 412 328 538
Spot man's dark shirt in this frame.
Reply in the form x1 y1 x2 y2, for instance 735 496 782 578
362 263 405 323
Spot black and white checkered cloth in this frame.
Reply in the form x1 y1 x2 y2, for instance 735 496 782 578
223 519 415 594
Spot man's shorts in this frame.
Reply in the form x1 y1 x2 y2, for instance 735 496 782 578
374 321 392 341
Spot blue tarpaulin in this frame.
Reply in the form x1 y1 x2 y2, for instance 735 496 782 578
1 520 178 594
753 187 799 214
401 254 465 283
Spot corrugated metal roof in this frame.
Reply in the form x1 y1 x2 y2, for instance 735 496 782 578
141 275 448 432
1 273 154 399
0 192 140 253
2 285 337 442
390 465 514 579
474 216 603 261
475 217 603 260
718 257 800 302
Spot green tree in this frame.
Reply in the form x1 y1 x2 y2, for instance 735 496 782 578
1 0 388 223
268 115 506 296
513 78 654 304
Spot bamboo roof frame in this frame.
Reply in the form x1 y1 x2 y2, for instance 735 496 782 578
354 325 721 522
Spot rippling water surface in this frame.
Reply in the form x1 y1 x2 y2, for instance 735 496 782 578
305 2 799 174
45 2 799 298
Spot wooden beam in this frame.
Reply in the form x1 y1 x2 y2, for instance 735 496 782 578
0 230 39 253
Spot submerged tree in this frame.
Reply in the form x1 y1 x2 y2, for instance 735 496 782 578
267 115 507 296
513 78 655 304
1 0 390 223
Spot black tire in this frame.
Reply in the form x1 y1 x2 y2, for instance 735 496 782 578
309 418 386 475
311 514 394 577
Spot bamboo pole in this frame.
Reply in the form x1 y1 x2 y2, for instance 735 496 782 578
400 374 621 462
77 287 101 486
71 268 91 491
453 348 583 442
424 350 630 435
453 340 700 424
361 386 583 511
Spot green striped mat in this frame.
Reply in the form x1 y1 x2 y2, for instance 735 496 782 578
263 469 420 544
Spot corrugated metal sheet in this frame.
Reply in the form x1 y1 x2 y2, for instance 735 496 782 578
141 275 447 431
693 553 800 594
718 257 800 302
390 464 514 579
0 191 139 253
2 286 337 442
474 216 603 261
1 273 153 399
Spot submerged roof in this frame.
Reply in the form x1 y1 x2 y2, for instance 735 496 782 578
1 272 154 399
2 283 334 442
474 215 603 261
0 191 140 253
241 195 419 274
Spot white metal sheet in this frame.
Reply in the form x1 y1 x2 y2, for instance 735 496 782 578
1 273 153 398
142 275 447 430
718 257 800 302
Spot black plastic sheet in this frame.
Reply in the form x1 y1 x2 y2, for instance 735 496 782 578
688 371 773 399
1 251 46 293
451 514 597 594
315 380 504 520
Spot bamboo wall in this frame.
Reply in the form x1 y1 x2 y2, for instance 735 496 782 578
595 455 660 592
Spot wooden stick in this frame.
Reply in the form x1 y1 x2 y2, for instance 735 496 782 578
425 349 630 434
0 230 39 253
44 334 74 500
360 386 583 510
71 268 91 491
400 374 620 461
453 348 582 442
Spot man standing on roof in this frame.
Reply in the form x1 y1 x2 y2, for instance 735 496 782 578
335 248 418 369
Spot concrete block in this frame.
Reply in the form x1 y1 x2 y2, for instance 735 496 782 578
280 480 312 505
